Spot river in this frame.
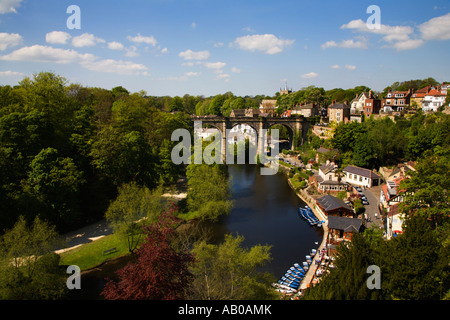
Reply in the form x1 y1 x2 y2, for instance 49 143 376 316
67 164 323 299
210 164 323 276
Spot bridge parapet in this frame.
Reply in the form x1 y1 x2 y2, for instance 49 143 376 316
191 115 310 161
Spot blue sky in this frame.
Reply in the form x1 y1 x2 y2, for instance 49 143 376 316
0 0 450 97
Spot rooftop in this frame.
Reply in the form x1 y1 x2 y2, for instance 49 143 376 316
328 215 363 233
316 194 352 212
343 165 381 180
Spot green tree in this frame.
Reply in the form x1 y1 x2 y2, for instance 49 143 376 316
111 86 130 99
0 216 67 299
27 148 85 229
399 152 450 228
383 215 443 299
302 233 382 300
184 164 233 221
352 133 375 168
158 139 182 186
189 234 276 300
91 127 157 188
208 94 226 115
169 96 184 112
105 183 171 253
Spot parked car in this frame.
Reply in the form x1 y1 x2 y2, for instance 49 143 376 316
362 199 369 205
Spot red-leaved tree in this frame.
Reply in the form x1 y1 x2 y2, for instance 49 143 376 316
101 204 195 300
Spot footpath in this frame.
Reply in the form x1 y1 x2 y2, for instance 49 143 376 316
54 219 112 254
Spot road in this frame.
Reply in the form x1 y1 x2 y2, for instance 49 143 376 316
360 185 383 229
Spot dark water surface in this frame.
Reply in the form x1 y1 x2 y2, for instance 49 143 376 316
213 165 323 276
68 164 322 299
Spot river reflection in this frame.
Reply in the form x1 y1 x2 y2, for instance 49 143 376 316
210 165 323 276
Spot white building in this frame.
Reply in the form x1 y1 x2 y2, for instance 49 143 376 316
386 204 404 239
422 88 447 112
343 165 381 188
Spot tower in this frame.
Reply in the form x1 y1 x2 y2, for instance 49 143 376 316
280 80 292 95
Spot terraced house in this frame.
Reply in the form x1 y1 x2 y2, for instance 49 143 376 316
382 89 412 113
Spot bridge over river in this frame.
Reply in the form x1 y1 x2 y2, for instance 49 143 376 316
192 115 311 162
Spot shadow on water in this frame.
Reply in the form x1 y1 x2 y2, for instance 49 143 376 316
65 254 136 300
67 164 322 299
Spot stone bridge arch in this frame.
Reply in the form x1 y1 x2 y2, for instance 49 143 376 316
192 116 308 163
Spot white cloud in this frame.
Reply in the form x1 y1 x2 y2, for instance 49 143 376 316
0 45 148 76
0 32 22 50
301 72 319 79
231 67 241 73
337 18 427 51
204 61 227 73
215 73 230 82
321 37 368 49
108 41 125 51
127 33 158 46
160 71 201 82
213 42 224 47
0 45 95 64
46 31 71 45
185 71 200 77
0 0 23 14
179 49 210 60
330 64 356 70
389 39 425 51
191 22 196 29
341 19 414 42
124 46 139 57
242 26 256 33
419 13 450 40
80 59 148 75
72 33 105 48
233 34 295 54
0 70 24 77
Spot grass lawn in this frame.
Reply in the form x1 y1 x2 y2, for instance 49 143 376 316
59 233 132 270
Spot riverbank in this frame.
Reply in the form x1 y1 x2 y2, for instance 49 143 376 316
61 164 322 300
279 163 329 293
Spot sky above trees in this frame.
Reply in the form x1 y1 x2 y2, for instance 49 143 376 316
1 0 450 96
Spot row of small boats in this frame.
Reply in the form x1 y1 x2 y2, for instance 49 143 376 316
298 206 323 228
273 249 318 294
